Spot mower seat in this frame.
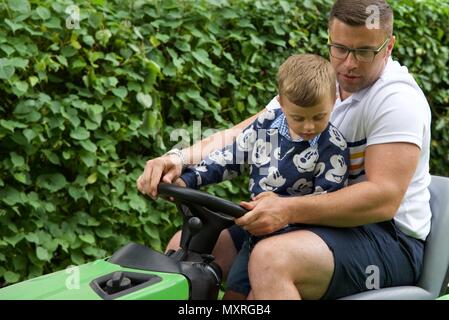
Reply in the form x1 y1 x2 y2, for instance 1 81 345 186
341 175 449 300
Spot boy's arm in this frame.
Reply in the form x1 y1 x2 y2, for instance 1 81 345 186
137 111 262 198
180 122 257 189
179 146 243 189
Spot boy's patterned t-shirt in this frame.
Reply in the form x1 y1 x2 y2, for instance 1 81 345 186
181 109 350 197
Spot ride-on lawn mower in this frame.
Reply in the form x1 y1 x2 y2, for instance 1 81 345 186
0 184 247 300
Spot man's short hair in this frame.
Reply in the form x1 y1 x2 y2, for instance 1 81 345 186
277 54 336 108
329 0 394 36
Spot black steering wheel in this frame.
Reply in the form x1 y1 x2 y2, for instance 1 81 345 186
157 183 247 219
157 183 248 255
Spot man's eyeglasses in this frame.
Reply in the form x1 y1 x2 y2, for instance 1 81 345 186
327 36 390 63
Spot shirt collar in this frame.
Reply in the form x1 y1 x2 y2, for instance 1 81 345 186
270 112 320 146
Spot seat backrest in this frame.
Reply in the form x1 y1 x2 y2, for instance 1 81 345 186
418 175 449 297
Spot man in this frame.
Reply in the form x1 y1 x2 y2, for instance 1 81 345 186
137 0 431 299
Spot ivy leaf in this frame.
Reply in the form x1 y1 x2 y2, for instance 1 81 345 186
4 234 24 247
7 0 31 13
0 59 15 80
112 86 128 99
12 81 29 97
127 192 148 212
23 128 37 142
95 226 114 239
0 120 26 132
13 172 30 184
95 29 112 46
36 174 67 192
82 246 106 258
5 19 23 32
111 177 125 195
70 127 90 140
68 185 84 201
42 150 61 165
87 172 98 184
80 150 97 167
0 186 24 206
143 224 159 240
9 57 29 69
4 271 20 283
25 233 40 244
36 246 51 261
10 152 25 167
136 92 153 109
36 6 51 20
192 49 212 66
71 251 85 265
79 234 96 244
79 139 97 152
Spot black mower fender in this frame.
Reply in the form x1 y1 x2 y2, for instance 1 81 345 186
109 242 182 273
180 261 222 300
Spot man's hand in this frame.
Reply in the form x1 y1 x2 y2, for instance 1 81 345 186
236 192 289 236
137 154 184 199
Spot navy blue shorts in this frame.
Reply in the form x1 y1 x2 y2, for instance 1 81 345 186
226 221 424 299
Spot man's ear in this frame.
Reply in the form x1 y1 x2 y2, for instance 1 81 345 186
387 35 396 57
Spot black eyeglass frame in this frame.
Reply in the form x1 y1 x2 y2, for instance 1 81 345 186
327 36 390 63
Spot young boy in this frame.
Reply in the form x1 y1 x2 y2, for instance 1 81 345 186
178 54 349 297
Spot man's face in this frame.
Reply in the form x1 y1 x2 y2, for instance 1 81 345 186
280 94 334 141
328 19 395 95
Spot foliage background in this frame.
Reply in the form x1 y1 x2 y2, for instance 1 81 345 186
0 0 448 286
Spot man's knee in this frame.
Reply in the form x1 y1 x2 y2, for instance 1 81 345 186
248 236 293 273
249 230 333 268
248 231 334 299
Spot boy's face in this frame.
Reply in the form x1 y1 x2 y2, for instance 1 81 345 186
280 94 334 141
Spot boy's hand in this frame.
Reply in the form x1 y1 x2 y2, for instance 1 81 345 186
161 178 186 202
173 178 186 187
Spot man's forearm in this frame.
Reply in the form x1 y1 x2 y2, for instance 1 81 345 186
181 112 260 165
286 181 401 227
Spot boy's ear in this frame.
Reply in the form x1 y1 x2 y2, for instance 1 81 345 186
331 94 337 109
278 95 284 110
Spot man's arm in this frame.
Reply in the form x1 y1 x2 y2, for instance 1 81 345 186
237 142 420 235
137 111 262 198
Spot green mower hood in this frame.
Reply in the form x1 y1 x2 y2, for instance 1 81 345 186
0 259 189 300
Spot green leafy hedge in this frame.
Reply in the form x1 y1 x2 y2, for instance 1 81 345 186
1 0 448 286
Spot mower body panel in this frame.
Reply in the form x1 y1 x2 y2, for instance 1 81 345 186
0 259 189 300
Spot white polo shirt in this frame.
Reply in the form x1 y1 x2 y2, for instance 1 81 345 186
266 58 432 240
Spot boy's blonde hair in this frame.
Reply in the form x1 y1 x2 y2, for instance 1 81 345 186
278 54 336 108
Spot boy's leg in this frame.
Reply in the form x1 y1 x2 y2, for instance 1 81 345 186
223 240 251 300
165 226 241 281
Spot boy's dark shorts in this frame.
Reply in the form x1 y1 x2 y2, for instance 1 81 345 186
226 221 424 299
